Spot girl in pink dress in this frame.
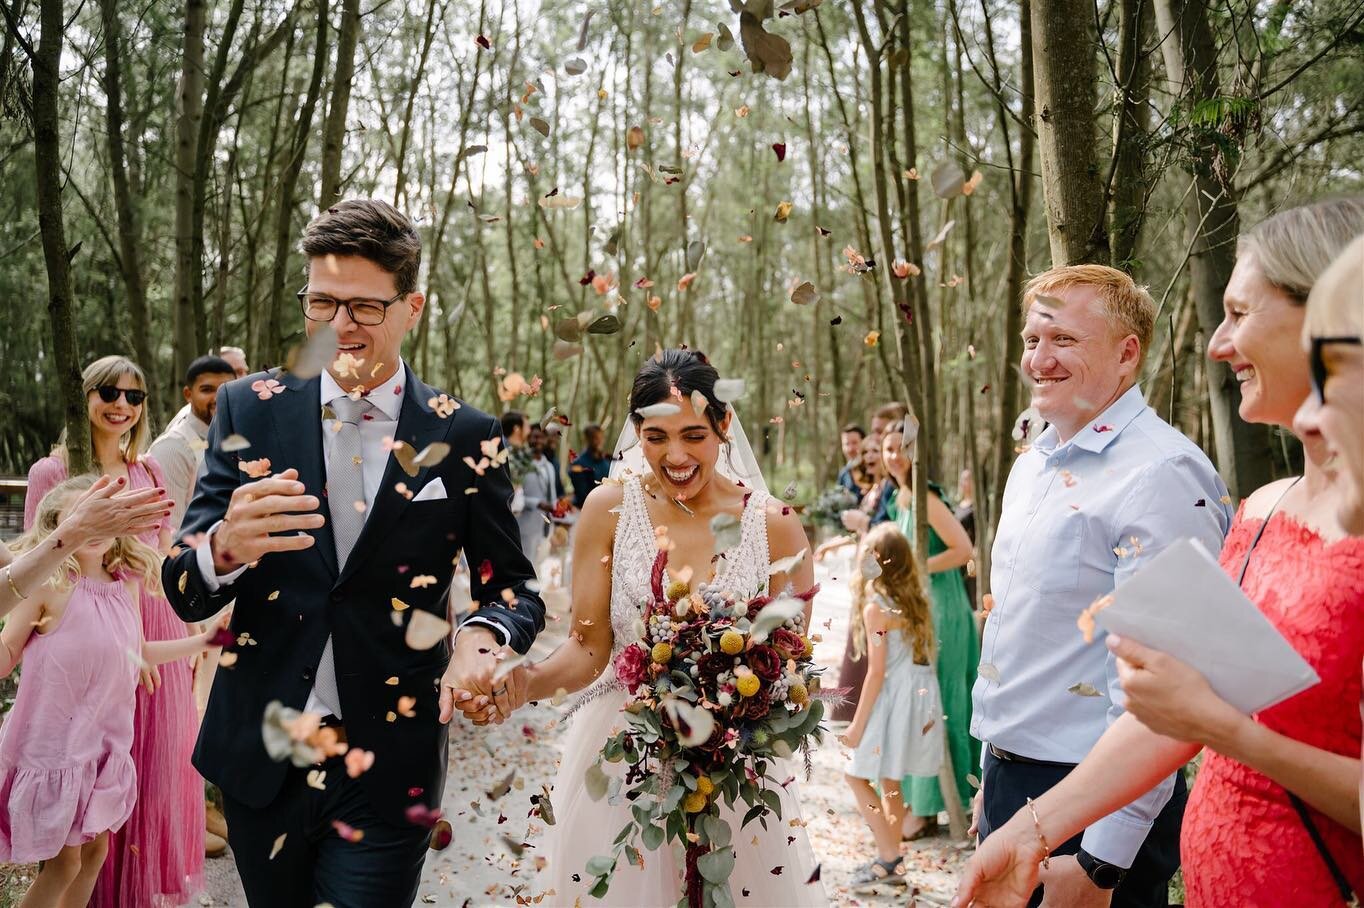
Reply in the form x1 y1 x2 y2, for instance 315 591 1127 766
24 355 206 907
1 477 224 907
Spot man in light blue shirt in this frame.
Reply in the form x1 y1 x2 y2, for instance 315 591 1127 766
973 265 1232 907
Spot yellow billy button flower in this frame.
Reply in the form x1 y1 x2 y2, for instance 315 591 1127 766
736 674 761 698
651 642 673 664
694 776 715 797
719 630 745 655
665 579 691 601
800 635 814 658
787 682 809 705
683 791 709 813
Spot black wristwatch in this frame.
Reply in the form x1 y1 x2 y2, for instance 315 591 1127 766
1076 849 1126 890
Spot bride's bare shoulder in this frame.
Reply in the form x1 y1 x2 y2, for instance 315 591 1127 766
578 480 627 529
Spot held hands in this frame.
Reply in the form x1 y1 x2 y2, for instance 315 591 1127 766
838 723 865 749
62 475 173 547
1108 634 1242 745
439 626 533 726
211 468 324 573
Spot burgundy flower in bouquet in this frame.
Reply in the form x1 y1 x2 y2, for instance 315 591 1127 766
746 645 782 682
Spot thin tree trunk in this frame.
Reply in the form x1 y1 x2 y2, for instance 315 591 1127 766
172 0 207 386
99 0 153 382
1153 0 1271 499
32 0 90 472
320 0 361 208
1109 0 1152 268
263 2 328 366
392 0 440 209
1031 0 1108 265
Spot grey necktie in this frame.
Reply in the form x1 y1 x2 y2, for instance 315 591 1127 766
314 395 375 718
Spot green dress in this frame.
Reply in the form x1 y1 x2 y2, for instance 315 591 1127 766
888 492 982 816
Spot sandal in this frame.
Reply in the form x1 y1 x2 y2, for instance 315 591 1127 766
850 856 906 891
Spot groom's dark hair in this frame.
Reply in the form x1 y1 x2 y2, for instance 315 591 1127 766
629 348 727 436
301 199 422 295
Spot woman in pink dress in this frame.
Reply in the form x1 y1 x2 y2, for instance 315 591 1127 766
954 198 1364 908
25 355 205 907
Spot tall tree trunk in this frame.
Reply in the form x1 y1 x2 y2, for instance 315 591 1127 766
961 0 1035 597
1153 0 1271 499
1109 0 1152 268
1031 0 1108 265
319 0 360 208
263 2 329 366
32 0 90 472
172 0 207 388
100 0 153 382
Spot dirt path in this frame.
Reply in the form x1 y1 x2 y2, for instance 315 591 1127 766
198 552 970 907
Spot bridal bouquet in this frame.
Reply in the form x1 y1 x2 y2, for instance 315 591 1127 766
581 550 829 908
808 484 860 533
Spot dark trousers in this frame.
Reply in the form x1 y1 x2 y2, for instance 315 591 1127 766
222 755 431 907
978 747 1188 908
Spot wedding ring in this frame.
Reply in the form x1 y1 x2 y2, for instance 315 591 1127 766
493 686 508 697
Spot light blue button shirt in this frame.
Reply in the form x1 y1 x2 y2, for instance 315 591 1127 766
972 384 1232 867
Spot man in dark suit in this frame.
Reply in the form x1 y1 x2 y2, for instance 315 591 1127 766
163 200 544 906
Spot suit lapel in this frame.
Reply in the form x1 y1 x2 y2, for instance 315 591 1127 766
270 371 338 577
338 365 454 586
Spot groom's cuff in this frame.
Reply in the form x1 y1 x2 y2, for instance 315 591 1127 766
456 616 510 647
194 521 248 592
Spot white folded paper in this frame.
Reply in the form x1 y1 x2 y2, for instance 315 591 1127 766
1098 537 1319 715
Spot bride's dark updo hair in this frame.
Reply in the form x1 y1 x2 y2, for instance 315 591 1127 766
629 349 728 435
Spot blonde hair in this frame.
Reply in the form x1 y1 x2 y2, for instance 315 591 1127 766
54 355 151 466
1240 197 1364 304
1023 264 1156 366
9 475 163 594
850 523 935 665
1305 234 1364 339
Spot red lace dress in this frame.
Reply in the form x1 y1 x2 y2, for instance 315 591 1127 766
1182 507 1364 907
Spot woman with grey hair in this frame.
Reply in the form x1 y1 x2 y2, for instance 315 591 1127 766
955 197 1364 908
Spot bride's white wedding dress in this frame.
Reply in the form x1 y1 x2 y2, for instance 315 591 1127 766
541 475 826 907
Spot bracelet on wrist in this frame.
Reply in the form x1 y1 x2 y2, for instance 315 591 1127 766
4 567 28 600
1024 797 1051 869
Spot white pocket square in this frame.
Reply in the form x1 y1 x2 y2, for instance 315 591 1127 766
412 478 448 502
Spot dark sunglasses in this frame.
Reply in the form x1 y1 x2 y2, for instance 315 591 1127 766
95 385 147 406
1309 336 1362 404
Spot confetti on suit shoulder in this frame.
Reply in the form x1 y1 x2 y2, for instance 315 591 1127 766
269 833 287 860
221 434 251 452
331 819 364 842
410 574 437 589
251 378 284 400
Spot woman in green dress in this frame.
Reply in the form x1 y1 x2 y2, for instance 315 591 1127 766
879 421 980 837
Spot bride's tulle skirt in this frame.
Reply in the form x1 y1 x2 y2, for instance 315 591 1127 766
541 686 828 907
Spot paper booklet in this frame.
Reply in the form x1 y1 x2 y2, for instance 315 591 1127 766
1097 537 1320 715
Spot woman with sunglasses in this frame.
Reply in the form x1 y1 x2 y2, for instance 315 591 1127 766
24 355 206 908
954 197 1364 908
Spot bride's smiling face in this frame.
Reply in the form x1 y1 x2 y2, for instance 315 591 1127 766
638 396 731 502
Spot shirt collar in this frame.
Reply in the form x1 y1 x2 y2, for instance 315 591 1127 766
319 360 407 421
189 413 210 439
1033 384 1148 456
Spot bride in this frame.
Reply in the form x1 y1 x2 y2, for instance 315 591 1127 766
498 349 826 906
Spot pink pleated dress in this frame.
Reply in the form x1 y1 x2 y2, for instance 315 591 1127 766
0 574 140 861
25 455 204 907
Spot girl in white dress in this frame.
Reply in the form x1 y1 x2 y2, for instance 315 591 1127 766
498 350 826 907
839 522 943 891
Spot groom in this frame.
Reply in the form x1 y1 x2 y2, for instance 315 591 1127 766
163 199 544 906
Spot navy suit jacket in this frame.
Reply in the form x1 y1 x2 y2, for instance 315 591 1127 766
162 364 544 825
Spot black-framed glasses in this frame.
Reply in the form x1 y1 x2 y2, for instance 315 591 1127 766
297 287 406 326
1309 336 1361 404
95 385 147 406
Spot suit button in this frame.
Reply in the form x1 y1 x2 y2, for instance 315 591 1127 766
302 669 313 681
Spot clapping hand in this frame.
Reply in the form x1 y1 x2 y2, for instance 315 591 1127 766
61 475 174 546
210 468 324 573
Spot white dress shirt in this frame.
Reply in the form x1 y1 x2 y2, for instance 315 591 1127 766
196 366 406 716
972 384 1233 867
149 406 210 532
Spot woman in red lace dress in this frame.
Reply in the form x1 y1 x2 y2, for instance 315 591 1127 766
954 199 1364 908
